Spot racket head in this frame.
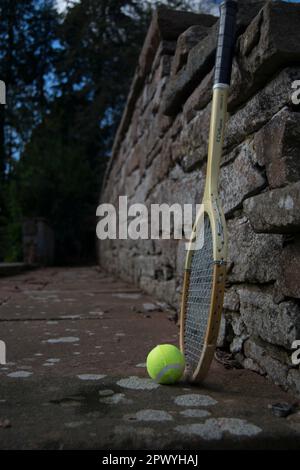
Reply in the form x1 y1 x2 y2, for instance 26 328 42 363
180 203 227 383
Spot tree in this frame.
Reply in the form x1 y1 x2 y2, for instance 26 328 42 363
1 0 199 262
0 0 59 261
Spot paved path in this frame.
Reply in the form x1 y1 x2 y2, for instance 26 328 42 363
0 267 299 449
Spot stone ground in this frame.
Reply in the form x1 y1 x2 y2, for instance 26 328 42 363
0 266 300 450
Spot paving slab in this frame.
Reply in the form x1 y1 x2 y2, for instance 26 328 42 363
0 267 299 449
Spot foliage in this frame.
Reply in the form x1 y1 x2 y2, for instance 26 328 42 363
0 0 196 263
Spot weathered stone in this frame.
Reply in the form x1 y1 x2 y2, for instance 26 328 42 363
162 22 218 116
183 70 213 122
277 239 300 300
153 55 172 81
152 77 168 113
238 287 300 348
227 217 282 284
253 108 300 189
149 166 203 208
287 369 300 395
140 277 177 306
124 169 140 198
223 288 240 313
234 1 266 33
176 239 187 284
147 141 173 191
243 338 289 389
226 67 300 151
171 25 210 76
217 316 227 348
220 141 266 216
180 104 211 171
150 44 176 82
243 357 264 375
244 182 300 234
152 8 216 42
230 335 248 355
229 2 300 109
162 1 267 117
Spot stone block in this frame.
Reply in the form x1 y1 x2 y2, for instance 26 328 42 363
238 287 300 348
287 369 300 395
162 22 218 116
220 141 266 216
171 25 211 77
253 108 300 189
227 217 282 284
162 1 266 117
244 182 300 234
224 287 240 313
180 104 211 172
277 239 300 300
183 70 213 122
243 338 289 389
226 67 300 152
229 1 300 109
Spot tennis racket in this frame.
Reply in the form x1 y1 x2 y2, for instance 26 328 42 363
180 1 237 383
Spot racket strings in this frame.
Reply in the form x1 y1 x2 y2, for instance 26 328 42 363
184 215 214 373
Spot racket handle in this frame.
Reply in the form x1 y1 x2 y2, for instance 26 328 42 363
214 0 237 87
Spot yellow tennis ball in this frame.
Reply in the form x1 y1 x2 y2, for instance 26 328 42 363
146 344 185 384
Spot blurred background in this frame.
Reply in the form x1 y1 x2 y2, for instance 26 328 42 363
0 0 296 266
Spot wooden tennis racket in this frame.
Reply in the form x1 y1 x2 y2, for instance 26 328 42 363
180 1 237 383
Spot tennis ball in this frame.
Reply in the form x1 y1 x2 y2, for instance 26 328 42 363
146 344 185 384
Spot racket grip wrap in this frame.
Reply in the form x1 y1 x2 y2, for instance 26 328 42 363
214 0 237 86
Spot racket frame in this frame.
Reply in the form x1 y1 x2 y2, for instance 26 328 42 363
179 86 229 383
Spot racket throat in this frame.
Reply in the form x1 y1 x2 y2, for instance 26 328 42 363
204 87 228 201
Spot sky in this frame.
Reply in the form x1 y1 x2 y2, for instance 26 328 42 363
55 0 78 13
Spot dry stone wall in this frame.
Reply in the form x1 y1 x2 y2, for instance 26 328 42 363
99 1 300 395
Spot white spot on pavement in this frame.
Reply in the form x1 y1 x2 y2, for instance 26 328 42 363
174 394 218 407
64 421 91 428
135 363 146 368
61 315 81 320
126 409 173 422
99 393 132 405
46 337 79 344
117 376 160 390
180 409 211 418
99 389 114 397
112 293 141 299
217 418 262 436
7 371 33 378
114 425 156 440
175 418 262 440
77 374 106 381
143 303 157 312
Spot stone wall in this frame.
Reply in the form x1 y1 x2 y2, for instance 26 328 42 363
99 1 300 395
